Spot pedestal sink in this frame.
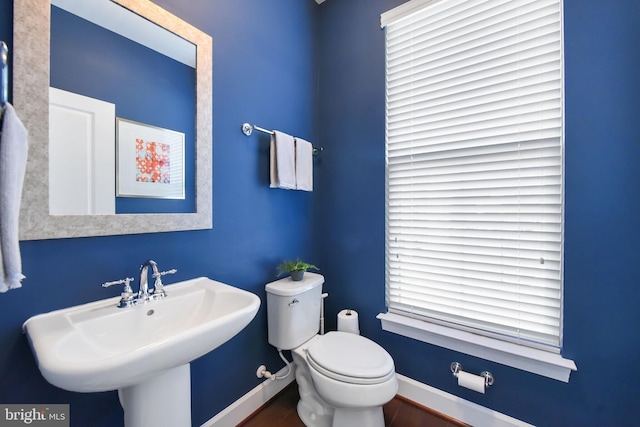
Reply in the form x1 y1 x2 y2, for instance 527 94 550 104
23 277 261 427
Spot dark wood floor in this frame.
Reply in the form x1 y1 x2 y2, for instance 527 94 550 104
239 383 470 427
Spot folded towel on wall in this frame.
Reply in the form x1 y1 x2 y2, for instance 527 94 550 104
0 103 28 293
270 130 296 190
295 137 313 192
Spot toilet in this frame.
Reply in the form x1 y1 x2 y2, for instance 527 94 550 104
266 273 397 427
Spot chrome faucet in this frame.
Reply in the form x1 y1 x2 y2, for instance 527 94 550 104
139 260 160 300
139 260 176 302
102 260 176 308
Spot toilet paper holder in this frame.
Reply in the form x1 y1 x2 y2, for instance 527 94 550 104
450 362 494 388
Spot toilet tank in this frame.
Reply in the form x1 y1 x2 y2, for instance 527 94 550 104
265 273 324 350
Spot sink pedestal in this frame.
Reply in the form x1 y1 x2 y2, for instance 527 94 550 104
118 364 191 427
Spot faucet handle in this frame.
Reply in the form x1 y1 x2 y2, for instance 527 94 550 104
102 277 136 308
102 277 135 291
154 268 177 278
151 268 176 298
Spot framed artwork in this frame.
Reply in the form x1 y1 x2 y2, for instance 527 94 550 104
116 118 185 199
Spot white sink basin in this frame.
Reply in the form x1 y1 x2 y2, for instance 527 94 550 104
23 277 261 393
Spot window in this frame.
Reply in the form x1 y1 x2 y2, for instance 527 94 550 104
380 0 576 381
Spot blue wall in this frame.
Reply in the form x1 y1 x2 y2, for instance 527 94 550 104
315 0 640 426
0 1 318 426
1 0 639 426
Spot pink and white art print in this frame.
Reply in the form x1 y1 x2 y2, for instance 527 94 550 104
117 118 185 199
136 139 171 184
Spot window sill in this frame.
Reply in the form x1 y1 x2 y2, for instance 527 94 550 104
377 312 577 382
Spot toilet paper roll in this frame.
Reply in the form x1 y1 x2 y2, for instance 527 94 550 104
337 309 359 334
457 371 486 394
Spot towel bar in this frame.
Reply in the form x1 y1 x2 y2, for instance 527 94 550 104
241 122 323 156
242 123 272 136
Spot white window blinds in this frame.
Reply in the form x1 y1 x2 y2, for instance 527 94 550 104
384 0 564 350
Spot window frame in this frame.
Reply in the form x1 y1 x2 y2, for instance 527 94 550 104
380 0 576 381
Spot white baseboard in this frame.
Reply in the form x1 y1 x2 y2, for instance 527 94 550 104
200 366 294 427
396 374 534 427
202 371 533 427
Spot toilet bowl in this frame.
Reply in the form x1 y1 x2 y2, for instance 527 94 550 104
305 331 397 427
291 332 397 427
266 274 397 427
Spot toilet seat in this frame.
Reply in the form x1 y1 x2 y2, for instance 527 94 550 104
306 331 395 385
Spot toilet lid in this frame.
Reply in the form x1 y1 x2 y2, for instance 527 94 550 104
306 331 395 385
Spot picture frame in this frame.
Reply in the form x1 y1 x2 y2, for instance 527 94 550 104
116 118 185 199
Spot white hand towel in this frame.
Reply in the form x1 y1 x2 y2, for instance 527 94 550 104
270 130 296 190
295 137 313 192
0 103 28 293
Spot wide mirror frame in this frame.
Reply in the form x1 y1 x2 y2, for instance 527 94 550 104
14 0 213 240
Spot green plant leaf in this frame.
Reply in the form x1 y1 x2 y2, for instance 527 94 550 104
277 257 319 276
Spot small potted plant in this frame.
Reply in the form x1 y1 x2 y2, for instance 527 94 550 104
277 258 319 281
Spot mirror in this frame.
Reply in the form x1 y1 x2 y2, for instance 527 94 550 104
50 0 196 215
13 0 212 240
